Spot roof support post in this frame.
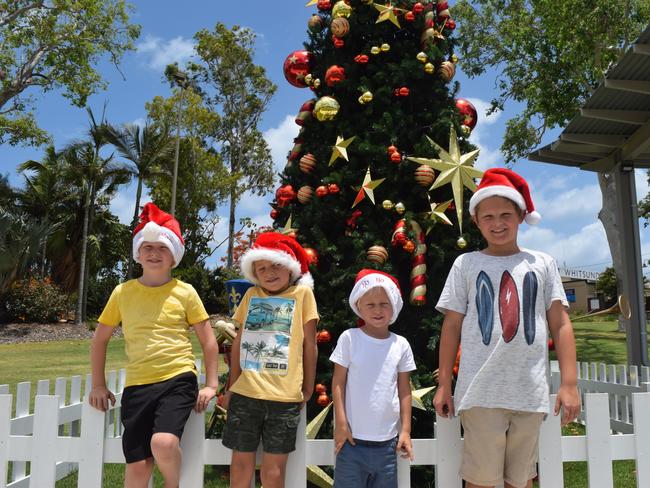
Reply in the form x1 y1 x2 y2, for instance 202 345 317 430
613 161 648 366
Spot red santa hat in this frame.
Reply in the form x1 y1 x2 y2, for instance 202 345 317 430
349 269 403 325
469 168 542 225
240 232 314 289
132 203 185 268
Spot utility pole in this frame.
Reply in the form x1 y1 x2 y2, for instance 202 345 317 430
170 69 188 216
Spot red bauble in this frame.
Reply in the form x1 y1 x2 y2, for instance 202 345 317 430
403 240 416 253
333 38 345 48
327 183 340 194
436 1 449 12
387 145 398 154
315 383 327 394
317 393 330 406
316 330 332 343
405 11 415 22
390 151 402 163
304 247 319 265
446 18 456 30
315 185 329 197
270 209 279 219
325 65 346 87
283 50 313 88
413 2 424 14
317 0 332 10
276 184 296 207
548 338 555 351
354 54 369 64
455 98 478 130
398 87 410 97
393 233 407 246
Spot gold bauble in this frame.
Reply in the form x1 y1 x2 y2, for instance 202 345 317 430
304 73 314 85
451 53 459 64
395 202 406 214
380 43 390 52
416 51 428 63
313 78 321 88
332 0 352 18
297 185 314 204
358 91 373 104
314 96 340 121
414 165 435 187
367 245 389 264
460 124 472 137
370 46 381 55
456 237 468 249
424 62 434 74
382 199 394 210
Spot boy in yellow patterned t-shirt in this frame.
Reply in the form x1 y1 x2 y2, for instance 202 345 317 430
89 202 218 488
222 232 319 488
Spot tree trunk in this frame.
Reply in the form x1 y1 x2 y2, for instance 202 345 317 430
226 186 237 268
127 176 143 279
81 192 96 323
75 184 92 326
597 172 626 332
40 232 47 277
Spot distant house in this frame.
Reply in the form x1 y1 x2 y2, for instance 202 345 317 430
559 267 601 315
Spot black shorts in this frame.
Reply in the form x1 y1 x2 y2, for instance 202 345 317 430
120 371 198 463
222 393 301 454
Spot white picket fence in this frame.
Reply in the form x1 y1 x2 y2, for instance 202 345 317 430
2 362 650 488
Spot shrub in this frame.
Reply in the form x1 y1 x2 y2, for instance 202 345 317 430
5 277 72 323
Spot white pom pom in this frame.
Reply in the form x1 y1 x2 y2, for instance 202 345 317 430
525 210 541 225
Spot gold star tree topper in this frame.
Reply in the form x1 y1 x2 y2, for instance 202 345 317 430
352 167 385 208
329 135 356 166
407 126 483 233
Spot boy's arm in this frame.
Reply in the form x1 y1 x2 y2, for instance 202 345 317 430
332 362 355 454
88 323 116 412
302 318 318 403
432 310 464 417
222 323 243 410
193 319 219 412
547 300 581 425
397 371 414 460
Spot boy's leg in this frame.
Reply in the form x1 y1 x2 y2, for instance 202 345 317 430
124 458 154 488
260 452 290 488
366 438 398 488
230 451 257 488
503 411 544 488
333 442 368 488
151 433 182 488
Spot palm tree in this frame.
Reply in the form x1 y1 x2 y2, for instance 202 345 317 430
241 341 253 365
252 341 268 360
104 122 174 277
66 108 130 325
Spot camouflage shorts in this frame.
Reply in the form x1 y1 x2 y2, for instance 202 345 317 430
222 393 301 454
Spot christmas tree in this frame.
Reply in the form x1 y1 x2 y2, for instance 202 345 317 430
273 1 482 484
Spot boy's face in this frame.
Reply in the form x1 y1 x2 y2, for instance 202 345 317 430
139 241 174 273
357 287 393 335
254 259 292 294
473 196 524 252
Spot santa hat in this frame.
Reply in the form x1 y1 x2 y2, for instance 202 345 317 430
349 269 403 325
240 232 314 289
469 168 541 225
132 203 185 268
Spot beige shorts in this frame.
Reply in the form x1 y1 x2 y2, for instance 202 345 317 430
459 407 544 488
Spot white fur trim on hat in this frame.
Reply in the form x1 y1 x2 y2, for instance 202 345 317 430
469 186 526 217
240 248 307 287
133 221 184 268
349 273 403 325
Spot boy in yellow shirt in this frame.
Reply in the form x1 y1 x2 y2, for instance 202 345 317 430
222 232 319 488
89 202 218 488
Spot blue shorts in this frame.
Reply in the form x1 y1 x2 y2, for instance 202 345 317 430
334 437 398 488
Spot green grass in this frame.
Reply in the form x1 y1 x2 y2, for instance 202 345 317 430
566 319 650 365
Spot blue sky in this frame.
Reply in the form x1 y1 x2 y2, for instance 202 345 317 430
1 0 648 275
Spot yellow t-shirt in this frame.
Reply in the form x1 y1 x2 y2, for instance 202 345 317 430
98 278 209 387
230 285 319 402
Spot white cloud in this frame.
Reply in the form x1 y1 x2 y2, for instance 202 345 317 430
636 168 649 202
136 35 196 70
109 182 149 225
263 114 300 174
534 183 602 222
466 98 502 126
466 97 504 170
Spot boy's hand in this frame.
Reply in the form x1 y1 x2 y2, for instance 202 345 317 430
88 386 115 412
555 384 581 426
195 386 217 413
432 384 455 418
334 422 355 455
301 387 314 409
397 431 414 460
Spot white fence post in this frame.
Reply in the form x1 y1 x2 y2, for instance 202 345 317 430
538 394 564 487
12 382 30 483
434 416 462 488
0 394 11 487
179 411 205 488
30 395 59 487
77 401 106 487
285 409 307 487
633 393 650 487
585 393 613 488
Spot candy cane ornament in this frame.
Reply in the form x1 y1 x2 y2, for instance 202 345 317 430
409 220 427 305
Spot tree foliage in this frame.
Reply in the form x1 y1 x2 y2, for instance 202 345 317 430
0 0 141 145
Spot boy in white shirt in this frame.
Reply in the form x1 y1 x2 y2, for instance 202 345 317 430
330 269 416 488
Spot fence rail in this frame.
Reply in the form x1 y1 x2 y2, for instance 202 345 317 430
1 362 650 487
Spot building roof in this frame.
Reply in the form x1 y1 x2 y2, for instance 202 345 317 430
528 25 650 171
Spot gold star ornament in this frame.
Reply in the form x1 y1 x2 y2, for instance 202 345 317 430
281 214 298 236
352 167 385 208
305 0 318 6
373 3 402 28
407 126 483 233
422 196 453 233
329 135 356 166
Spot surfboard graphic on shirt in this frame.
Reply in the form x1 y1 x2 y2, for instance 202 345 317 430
523 271 538 345
475 271 494 345
499 271 519 343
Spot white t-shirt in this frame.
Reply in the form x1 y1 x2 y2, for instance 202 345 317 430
330 328 416 441
436 249 568 414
